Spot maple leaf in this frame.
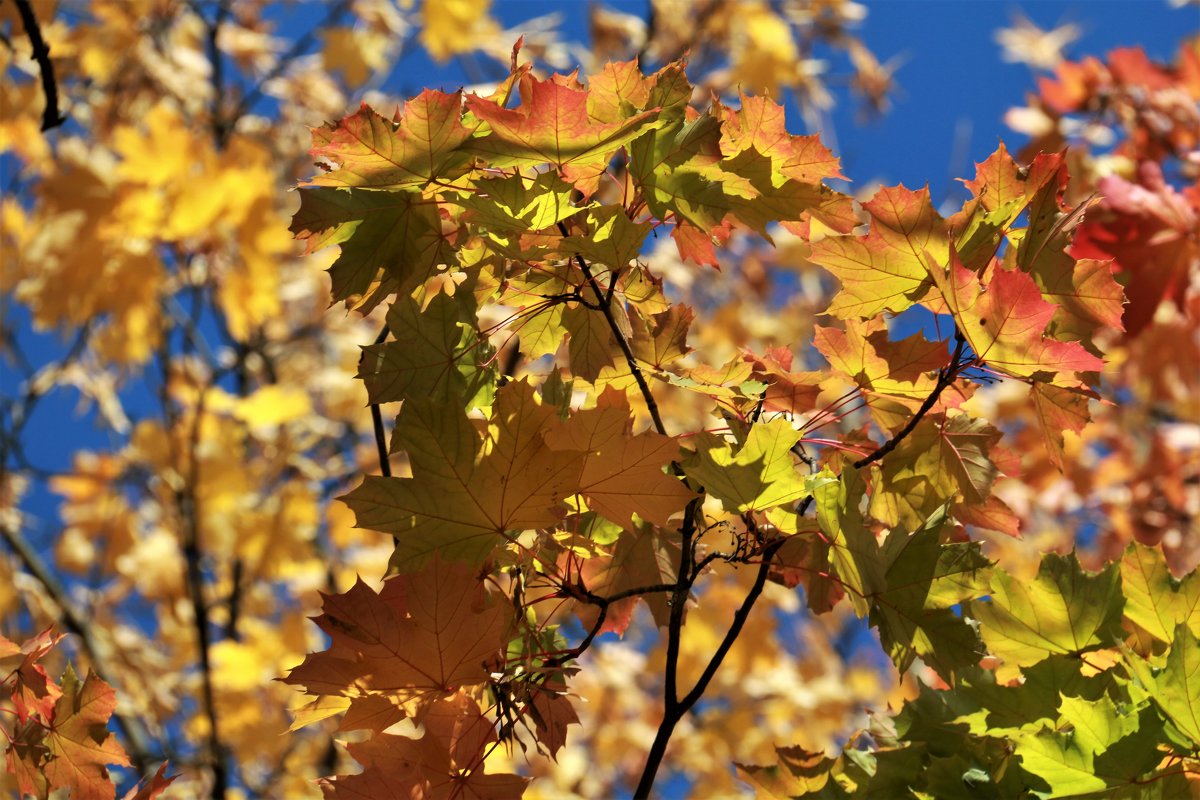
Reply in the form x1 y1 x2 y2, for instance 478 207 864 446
342 381 583 568
1012 699 1165 797
357 292 495 410
1028 382 1095 470
577 522 682 634
809 184 945 318
562 302 622 382
631 303 693 372
1071 161 1198 336
284 560 510 703
1120 543 1200 646
866 415 1004 533
1142 624 1200 751
814 468 884 618
814 317 955 432
290 186 453 306
464 71 662 173
683 419 809 513
43 666 132 800
524 677 579 761
307 93 473 189
121 762 177 800
871 513 991 680
972 552 1125 680
931 250 1104 381
338 696 407 734
718 94 844 184
0 627 65 723
458 171 580 235
328 694 528 799
743 347 823 416
544 388 693 530
559 205 652 271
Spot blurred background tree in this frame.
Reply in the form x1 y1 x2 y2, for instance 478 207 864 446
0 1 1194 797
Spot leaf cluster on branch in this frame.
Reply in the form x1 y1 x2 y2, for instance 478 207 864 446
2 2 1197 798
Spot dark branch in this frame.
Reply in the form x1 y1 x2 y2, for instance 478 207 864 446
556 221 669 438
633 533 788 799
853 329 967 470
176 387 228 800
361 325 392 478
13 0 65 131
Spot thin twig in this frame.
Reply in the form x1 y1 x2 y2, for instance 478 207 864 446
176 384 228 800
12 0 65 130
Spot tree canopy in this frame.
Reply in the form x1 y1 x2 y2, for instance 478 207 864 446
1 2 1197 798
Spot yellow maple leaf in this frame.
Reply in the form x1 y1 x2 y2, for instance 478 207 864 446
420 0 500 61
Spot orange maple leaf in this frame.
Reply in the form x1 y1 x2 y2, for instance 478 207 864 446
284 559 511 704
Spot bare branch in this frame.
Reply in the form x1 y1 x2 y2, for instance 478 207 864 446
12 0 65 131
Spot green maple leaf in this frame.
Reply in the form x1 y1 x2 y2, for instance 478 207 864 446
956 656 1113 738
458 170 581 235
1120 543 1200 646
683 419 809 513
1013 698 1163 799
1142 624 1200 749
629 112 727 228
343 381 583 569
871 510 990 680
867 415 1003 532
809 184 945 319
358 292 495 410
559 205 653 271
290 187 452 306
814 467 884 617
972 552 1125 680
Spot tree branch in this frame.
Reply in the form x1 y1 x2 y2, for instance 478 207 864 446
633 533 788 799
853 329 967 470
556 221 669 438
12 0 65 131
360 325 392 478
175 386 228 800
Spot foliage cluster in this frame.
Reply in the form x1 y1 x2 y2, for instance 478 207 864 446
1 2 1197 799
